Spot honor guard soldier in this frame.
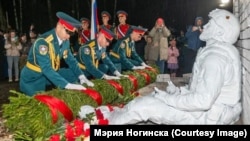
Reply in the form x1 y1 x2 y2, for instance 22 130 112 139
73 17 91 56
115 10 131 39
78 17 91 45
99 11 113 31
76 27 128 80
109 25 152 72
99 11 115 53
20 12 94 96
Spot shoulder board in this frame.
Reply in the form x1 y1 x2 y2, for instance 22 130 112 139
89 41 96 48
80 41 95 49
45 35 53 43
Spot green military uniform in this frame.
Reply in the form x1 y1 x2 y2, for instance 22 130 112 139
109 36 144 71
76 40 117 79
20 29 83 96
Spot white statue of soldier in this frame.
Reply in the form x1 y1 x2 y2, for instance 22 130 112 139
79 9 242 125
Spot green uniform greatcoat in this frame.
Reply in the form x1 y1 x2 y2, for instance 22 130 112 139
20 29 83 96
76 40 117 79
109 36 144 71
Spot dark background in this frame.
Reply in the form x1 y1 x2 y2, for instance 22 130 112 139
0 0 233 117
0 0 233 35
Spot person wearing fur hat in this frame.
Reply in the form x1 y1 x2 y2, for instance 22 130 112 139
20 12 94 96
80 9 242 125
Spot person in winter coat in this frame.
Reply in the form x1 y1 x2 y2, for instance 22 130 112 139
183 16 206 73
148 18 171 74
4 29 22 82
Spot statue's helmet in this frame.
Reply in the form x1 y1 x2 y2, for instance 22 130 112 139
208 9 240 44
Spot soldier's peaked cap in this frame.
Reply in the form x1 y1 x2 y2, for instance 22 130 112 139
56 11 81 32
117 10 128 17
101 11 111 19
80 17 90 23
131 25 148 34
99 26 116 41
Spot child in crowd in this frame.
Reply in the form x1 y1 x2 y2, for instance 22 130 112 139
167 36 179 77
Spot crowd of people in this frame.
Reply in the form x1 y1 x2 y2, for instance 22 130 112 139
0 9 207 96
0 7 243 125
0 25 38 82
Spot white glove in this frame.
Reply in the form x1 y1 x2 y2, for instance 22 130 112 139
79 75 94 87
166 80 179 94
65 83 86 90
85 80 94 87
114 70 129 78
141 62 152 68
132 66 145 70
103 74 120 80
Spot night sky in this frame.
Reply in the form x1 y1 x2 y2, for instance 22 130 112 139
0 0 233 35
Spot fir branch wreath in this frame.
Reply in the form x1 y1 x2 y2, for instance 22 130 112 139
2 66 159 140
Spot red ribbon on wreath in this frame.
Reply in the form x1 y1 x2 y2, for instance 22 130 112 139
145 67 158 73
106 80 124 95
128 75 138 91
136 70 151 85
81 88 102 105
35 95 73 124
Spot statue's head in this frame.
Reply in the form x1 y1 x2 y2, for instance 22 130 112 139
200 9 240 44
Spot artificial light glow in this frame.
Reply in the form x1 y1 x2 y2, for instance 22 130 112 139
219 0 230 7
219 3 225 7
221 0 230 4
